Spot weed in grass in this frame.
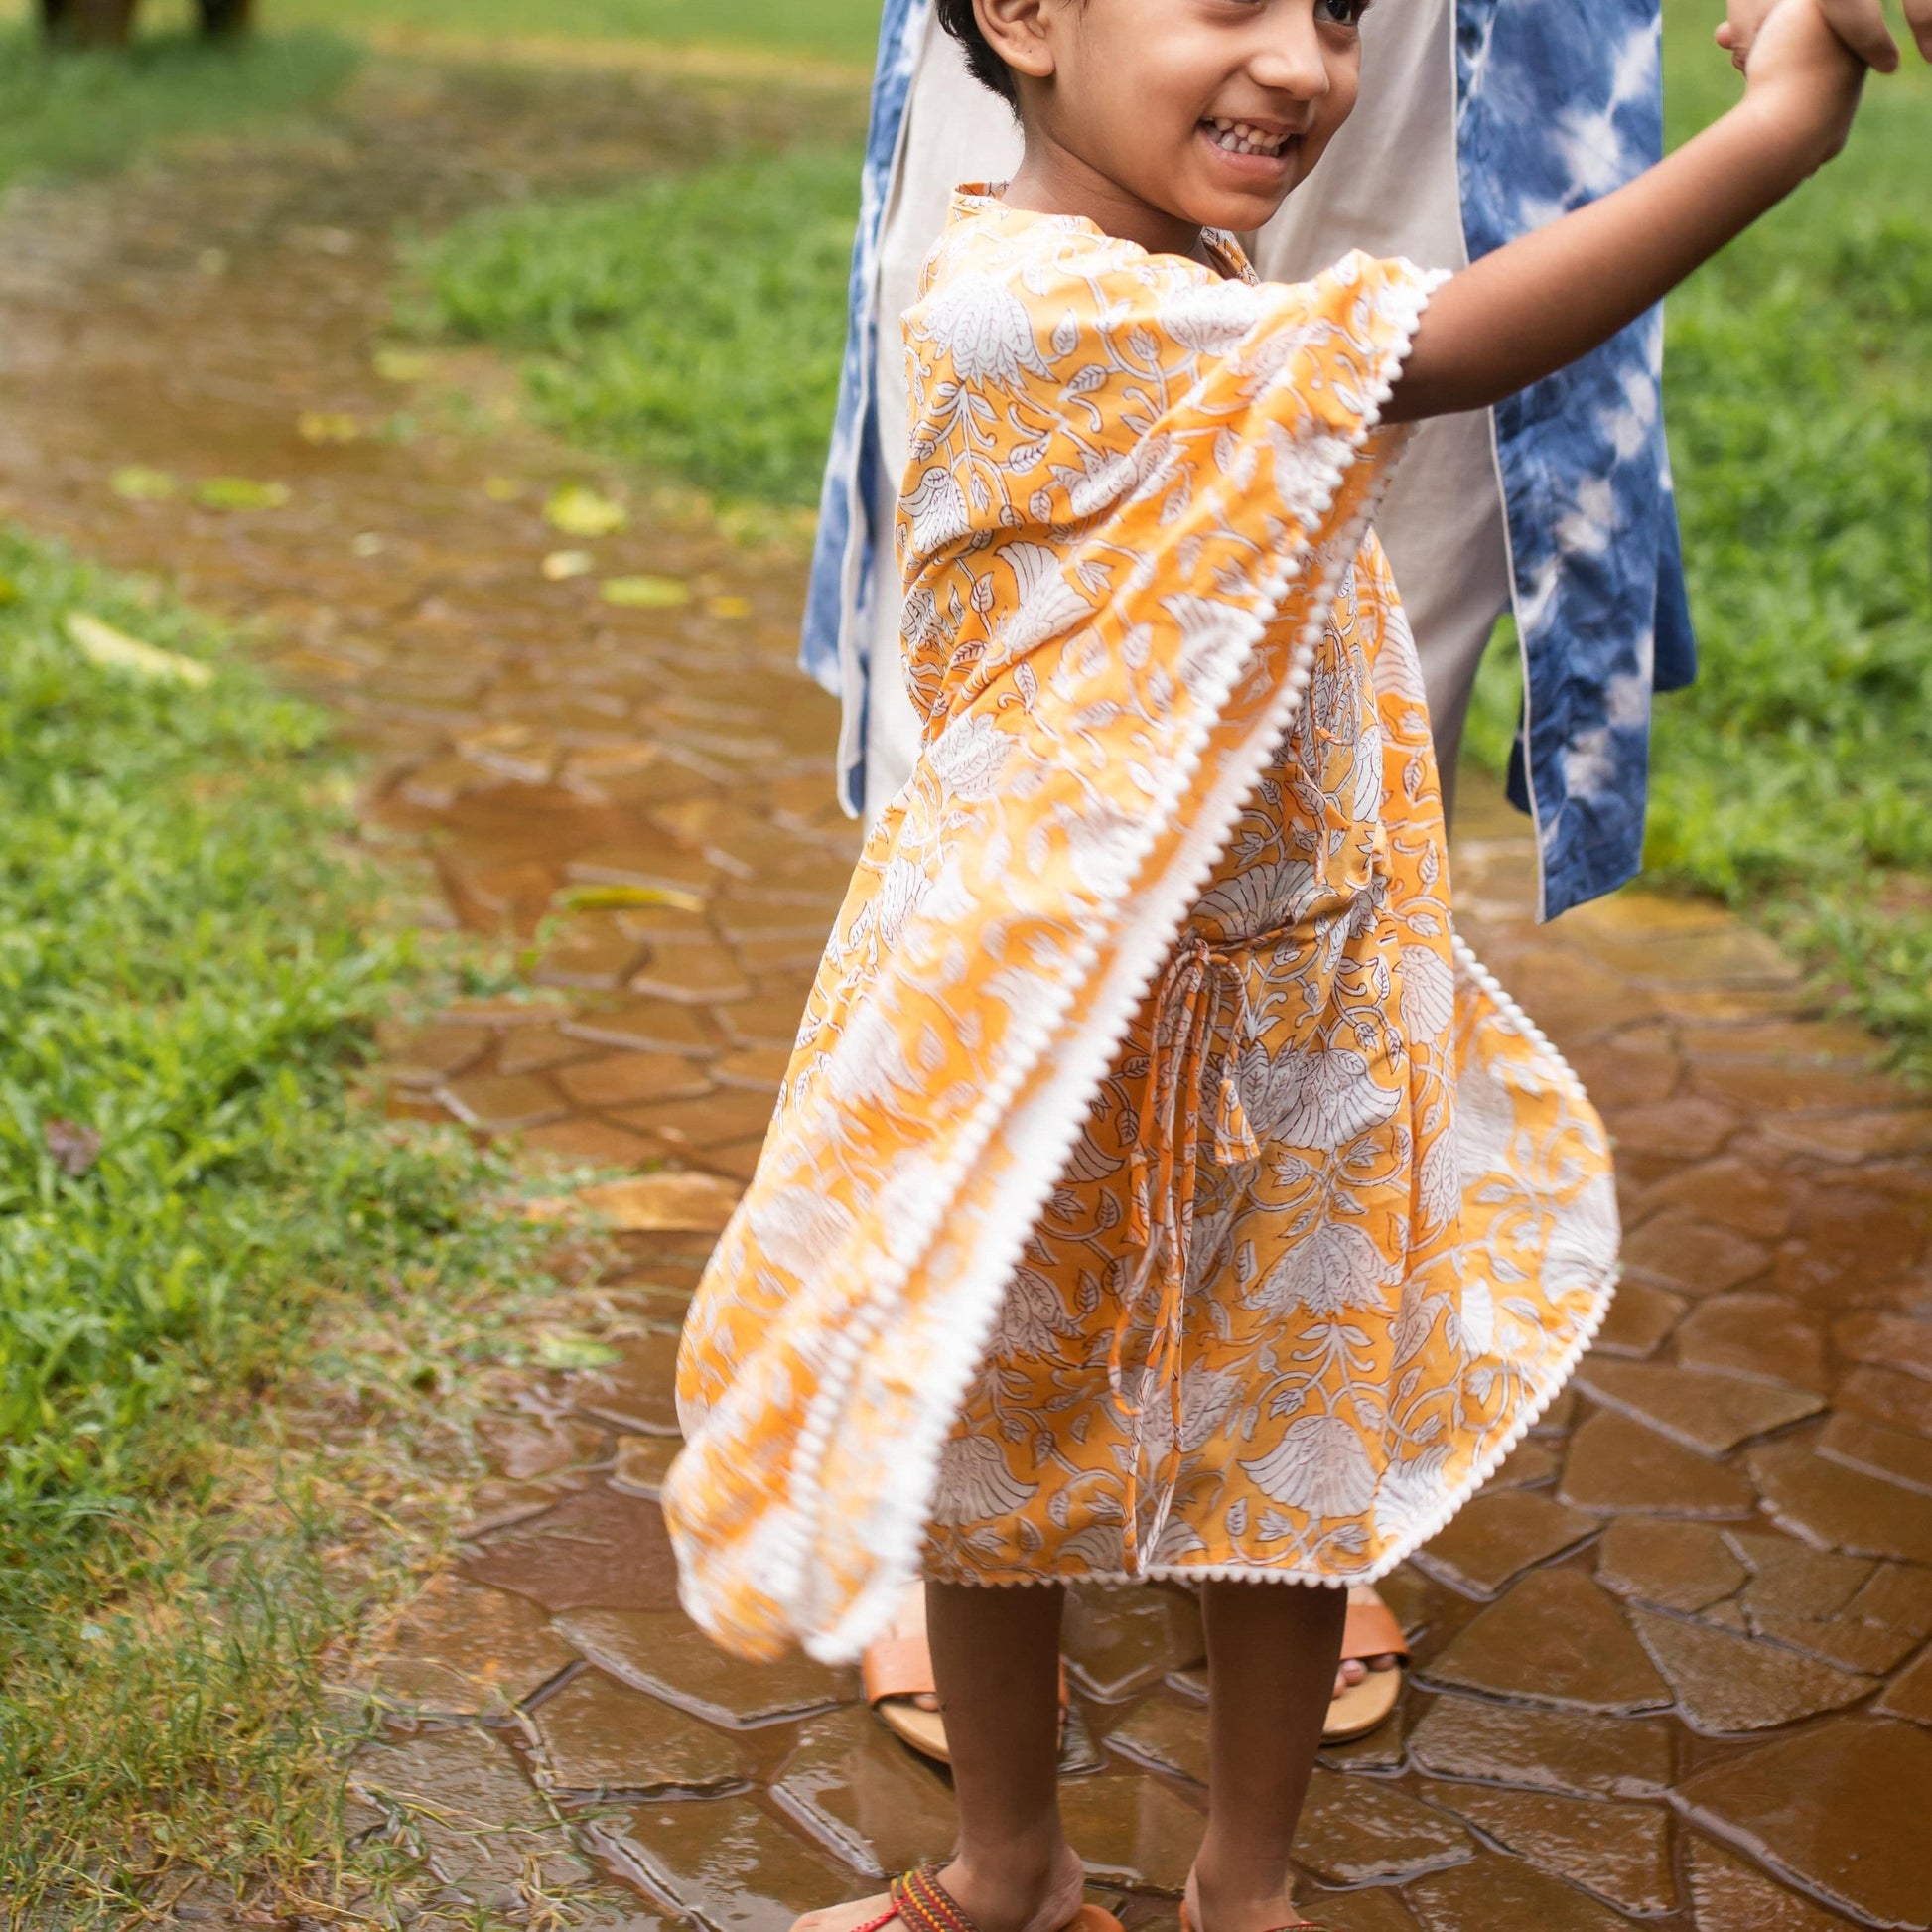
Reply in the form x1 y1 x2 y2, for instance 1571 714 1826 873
0 527 596 1920
0 22 357 194
406 146 863 510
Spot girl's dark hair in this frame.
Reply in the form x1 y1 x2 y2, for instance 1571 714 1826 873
935 0 1020 106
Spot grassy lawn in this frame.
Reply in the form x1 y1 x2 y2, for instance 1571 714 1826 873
0 18 356 193
0 533 572 1919
1470 5 1932 1073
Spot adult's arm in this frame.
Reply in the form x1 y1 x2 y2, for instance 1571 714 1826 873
1387 0 1866 424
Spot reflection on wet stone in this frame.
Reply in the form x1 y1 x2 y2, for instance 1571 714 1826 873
598 1796 865 1930
369 1574 581 1719
1414 1780 1674 1917
1057 1771 1204 1892
463 1484 683 1614
770 1707 957 1878
1103 1691 1209 1785
1298 1886 1422 1932
1413 1488 1598 1598
531 1666 753 1797
1876 1642 1932 1724
1422 1569 1671 1712
1294 1770 1470 1887
1558 1410 1756 1519
1676 1717 1932 1927
611 1434 682 1498
554 1606 855 1727
1062 1585 1205 1701
1406 1695 1672 1799
1619 1211 1771 1297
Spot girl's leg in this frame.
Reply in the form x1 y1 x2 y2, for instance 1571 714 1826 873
796 1580 1082 1932
1190 1581 1349 1932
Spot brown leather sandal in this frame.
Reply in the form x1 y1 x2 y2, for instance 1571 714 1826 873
849 1865 1123 1932
1322 1586 1410 1744
865 1583 1069 1764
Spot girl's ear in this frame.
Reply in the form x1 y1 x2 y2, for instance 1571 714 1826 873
977 0 1058 81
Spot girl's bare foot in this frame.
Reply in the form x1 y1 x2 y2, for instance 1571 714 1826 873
793 1845 1088 1932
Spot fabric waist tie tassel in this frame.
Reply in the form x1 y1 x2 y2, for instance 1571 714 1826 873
1118 931 1262 1573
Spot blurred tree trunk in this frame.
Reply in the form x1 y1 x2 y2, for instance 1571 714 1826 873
41 0 140 46
199 0 255 34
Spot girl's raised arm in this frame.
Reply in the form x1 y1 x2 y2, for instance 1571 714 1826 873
1387 0 1867 424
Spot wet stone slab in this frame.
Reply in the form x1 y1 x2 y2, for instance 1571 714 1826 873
1405 1694 1672 1799
1412 1488 1598 1598
1414 1779 1675 1917
1294 1771 1470 1888
1685 1837 1864 1932
569 1330 684 1436
462 1483 683 1614
1421 1568 1671 1713
1062 1585 1206 1701
554 1606 856 1728
1630 1603 1876 1732
529 1666 754 1797
1402 1851 1628 1932
352 1726 595 1906
769 1707 957 1878
1749 1434 1932 1564
1558 1409 1756 1519
1057 1771 1204 1893
1102 1691 1209 1786
1595 1515 1749 1613
1676 1717 1932 1928
597 1796 866 1930
368 1574 582 1720
1575 1360 1824 1455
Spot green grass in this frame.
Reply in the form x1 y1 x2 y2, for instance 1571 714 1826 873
1466 7 1932 1074
273 0 886 63
0 531 570 1919
0 20 357 195
407 145 865 509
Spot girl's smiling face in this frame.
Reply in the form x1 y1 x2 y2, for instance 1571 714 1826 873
983 0 1370 255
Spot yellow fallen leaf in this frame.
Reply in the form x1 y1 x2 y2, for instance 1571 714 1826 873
298 412 362 445
541 549 596 582
64 612 213 688
196 477 291 511
706 594 754 620
373 347 433 383
546 484 628 539
602 575 691 610
111 466 178 502
483 477 524 502
557 884 706 914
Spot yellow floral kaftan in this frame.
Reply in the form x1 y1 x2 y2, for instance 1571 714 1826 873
667 194 1618 1663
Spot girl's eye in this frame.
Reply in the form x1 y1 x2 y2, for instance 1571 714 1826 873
1315 0 1368 23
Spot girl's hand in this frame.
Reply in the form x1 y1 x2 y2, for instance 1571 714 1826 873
1739 0 1869 168
1721 0 1932 72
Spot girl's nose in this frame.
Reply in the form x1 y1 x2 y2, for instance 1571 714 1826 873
1248 9 1335 100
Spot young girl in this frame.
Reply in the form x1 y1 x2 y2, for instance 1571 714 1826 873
666 2 1867 1929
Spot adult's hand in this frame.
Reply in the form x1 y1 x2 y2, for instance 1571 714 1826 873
1719 0 1932 72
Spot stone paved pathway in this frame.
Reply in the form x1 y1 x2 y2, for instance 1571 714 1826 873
1 52 1929 1932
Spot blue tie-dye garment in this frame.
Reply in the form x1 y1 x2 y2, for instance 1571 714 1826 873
802 0 1696 919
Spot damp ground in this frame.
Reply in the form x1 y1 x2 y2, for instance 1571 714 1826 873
0 50 1927 1932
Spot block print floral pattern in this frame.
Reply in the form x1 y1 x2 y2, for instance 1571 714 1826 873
669 198 1617 1664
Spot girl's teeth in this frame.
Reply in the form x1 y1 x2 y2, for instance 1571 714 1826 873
1207 118 1285 157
